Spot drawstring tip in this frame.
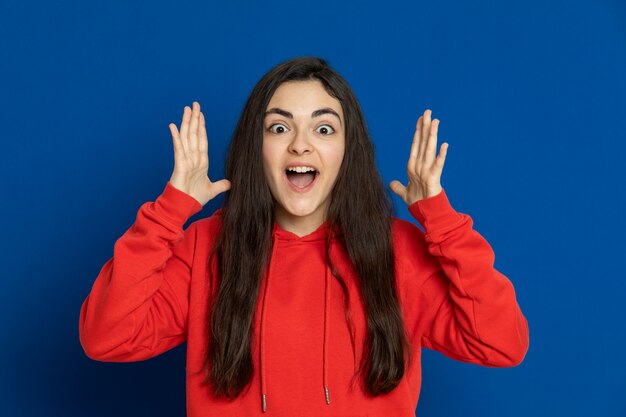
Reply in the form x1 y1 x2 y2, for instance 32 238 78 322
324 386 330 404
262 394 267 412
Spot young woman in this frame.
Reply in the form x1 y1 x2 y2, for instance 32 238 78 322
79 57 529 417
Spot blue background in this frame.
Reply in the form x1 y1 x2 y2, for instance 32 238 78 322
1 0 624 416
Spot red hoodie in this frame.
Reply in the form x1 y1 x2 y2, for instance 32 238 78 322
79 181 529 417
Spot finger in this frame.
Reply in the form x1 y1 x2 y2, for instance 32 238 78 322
408 116 422 174
169 123 184 161
418 109 431 165
424 118 439 168
198 112 209 167
213 178 232 195
389 180 407 201
436 142 449 170
180 106 191 155
188 101 200 154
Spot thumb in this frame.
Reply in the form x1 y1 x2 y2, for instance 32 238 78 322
213 179 232 195
389 180 406 200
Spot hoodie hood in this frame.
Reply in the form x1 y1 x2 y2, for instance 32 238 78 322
259 219 341 412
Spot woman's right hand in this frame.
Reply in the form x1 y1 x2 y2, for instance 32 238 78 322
168 101 231 206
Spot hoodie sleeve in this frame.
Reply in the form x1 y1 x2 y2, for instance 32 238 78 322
79 182 204 362
408 188 529 367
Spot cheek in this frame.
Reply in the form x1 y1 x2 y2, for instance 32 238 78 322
327 146 346 174
262 141 282 181
261 141 274 170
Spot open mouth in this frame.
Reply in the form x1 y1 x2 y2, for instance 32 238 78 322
284 167 319 192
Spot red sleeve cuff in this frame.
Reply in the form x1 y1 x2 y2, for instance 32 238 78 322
407 188 463 232
153 182 203 228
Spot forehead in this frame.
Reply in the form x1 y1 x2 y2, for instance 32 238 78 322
266 80 342 115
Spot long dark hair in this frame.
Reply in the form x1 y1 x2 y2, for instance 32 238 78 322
201 56 413 398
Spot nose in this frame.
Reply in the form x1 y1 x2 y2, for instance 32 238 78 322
288 129 313 155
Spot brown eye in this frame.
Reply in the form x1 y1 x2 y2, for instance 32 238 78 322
268 123 288 134
316 124 335 135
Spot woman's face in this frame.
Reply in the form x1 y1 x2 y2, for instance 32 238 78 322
262 79 346 234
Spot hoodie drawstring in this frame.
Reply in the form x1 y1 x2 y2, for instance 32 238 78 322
323 252 331 405
259 235 277 413
259 232 333 413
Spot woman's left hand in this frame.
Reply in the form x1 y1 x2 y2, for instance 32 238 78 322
389 109 449 206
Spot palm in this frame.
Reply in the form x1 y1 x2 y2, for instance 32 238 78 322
168 102 231 206
390 109 448 206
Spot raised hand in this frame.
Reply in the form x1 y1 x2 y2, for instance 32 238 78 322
168 101 231 206
389 109 449 206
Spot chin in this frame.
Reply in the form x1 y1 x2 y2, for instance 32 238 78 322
280 201 321 218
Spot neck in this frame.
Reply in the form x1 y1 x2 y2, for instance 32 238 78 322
274 206 327 238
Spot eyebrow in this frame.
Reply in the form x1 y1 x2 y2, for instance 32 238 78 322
264 107 343 126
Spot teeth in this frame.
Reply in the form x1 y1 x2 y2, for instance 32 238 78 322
287 166 316 173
